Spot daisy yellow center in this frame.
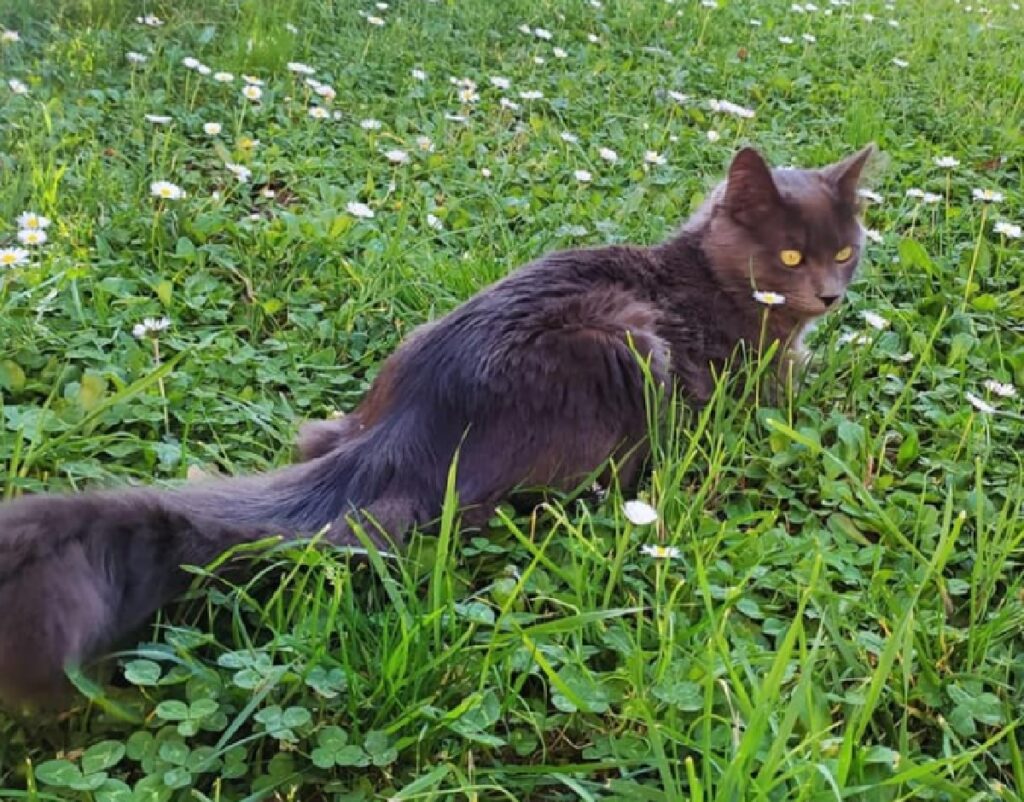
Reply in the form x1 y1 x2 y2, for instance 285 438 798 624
160 187 174 197
1 253 16 264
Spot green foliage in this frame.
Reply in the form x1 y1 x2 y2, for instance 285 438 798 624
1 0 1023 799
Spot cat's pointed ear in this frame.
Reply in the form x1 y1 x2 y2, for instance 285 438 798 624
723 147 782 227
822 144 875 204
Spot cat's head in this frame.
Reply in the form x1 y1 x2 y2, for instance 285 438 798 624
700 145 874 318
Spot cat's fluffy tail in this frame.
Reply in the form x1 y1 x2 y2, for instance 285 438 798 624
0 429 420 704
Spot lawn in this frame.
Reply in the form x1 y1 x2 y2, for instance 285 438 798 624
1 0 1022 798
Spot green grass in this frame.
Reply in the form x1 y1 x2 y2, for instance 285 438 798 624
1 0 1022 798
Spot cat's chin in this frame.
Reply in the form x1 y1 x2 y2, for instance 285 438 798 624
792 299 844 319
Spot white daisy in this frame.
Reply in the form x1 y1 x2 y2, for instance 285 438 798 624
360 118 383 130
126 51 148 64
642 543 681 559
225 162 252 182
934 156 960 168
499 97 520 111
8 79 28 95
411 68 427 81
862 311 890 330
803 33 817 42
983 379 1016 398
480 167 492 178
17 212 51 230
1 29 20 43
150 180 186 200
905 188 925 199
308 106 329 119
709 99 755 118
778 35 795 44
490 76 511 89
973 188 1004 203
623 500 659 525
533 27 553 39
706 130 721 142
242 85 263 101
644 150 666 166
17 229 47 246
966 392 997 414
0 247 30 267
214 71 234 83
132 317 171 339
145 114 172 124
203 121 222 135
346 201 375 219
574 169 592 183
367 15 385 25
560 131 579 144
243 75 265 86
287 61 316 75
196 64 212 76
553 46 568 58
519 90 544 100
839 331 873 346
587 33 600 43
753 290 786 306
598 147 618 163
182 56 202 70
892 58 909 68
385 149 410 164
994 221 1022 239
136 14 163 26
416 135 434 151
285 22 299 34
858 188 883 203
922 192 942 204
426 213 443 231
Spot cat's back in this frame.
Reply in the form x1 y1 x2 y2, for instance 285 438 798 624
430 243 656 340
385 244 660 405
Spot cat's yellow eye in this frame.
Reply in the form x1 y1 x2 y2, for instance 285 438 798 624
779 249 803 267
835 245 855 262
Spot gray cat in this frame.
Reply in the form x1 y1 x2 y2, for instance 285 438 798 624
0 145 872 703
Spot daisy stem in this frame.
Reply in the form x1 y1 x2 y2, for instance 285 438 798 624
150 206 162 256
961 204 988 312
943 172 952 254
695 11 711 49
152 337 170 434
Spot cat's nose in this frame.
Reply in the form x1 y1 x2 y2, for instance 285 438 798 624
818 294 841 308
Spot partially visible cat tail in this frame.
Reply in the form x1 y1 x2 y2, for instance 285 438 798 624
0 427 418 704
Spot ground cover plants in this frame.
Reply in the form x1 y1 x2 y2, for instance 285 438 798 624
1 0 1022 798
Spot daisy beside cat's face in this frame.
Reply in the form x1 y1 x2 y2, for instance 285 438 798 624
703 145 874 318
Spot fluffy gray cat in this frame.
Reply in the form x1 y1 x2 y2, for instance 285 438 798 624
0 145 873 703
